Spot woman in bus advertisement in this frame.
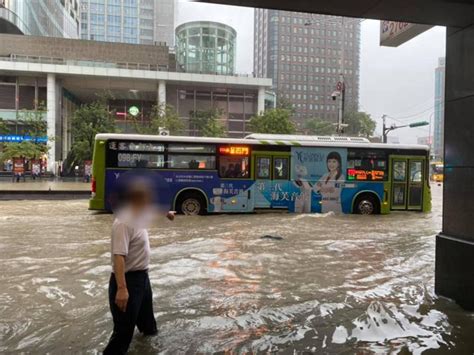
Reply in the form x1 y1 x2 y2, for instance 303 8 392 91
291 148 346 214
313 151 345 213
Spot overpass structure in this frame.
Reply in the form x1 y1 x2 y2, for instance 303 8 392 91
198 0 474 309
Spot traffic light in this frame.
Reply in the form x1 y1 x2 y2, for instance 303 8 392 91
409 121 429 128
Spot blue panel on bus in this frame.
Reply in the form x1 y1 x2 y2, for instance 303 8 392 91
104 169 255 213
103 169 385 214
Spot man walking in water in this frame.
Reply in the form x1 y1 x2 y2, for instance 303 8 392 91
104 182 175 354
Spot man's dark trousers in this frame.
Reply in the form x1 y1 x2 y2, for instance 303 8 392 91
104 270 157 354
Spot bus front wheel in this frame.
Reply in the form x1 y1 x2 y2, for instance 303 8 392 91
176 192 206 216
354 194 380 215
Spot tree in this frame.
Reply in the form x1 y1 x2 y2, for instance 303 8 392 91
69 98 117 166
249 108 296 134
189 108 226 137
305 118 336 135
18 104 48 140
0 141 45 161
133 104 184 135
0 117 8 134
343 111 377 138
0 105 49 161
276 96 296 114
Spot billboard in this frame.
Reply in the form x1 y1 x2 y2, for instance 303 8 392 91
380 21 432 47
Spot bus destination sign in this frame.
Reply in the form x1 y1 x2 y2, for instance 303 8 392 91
219 146 249 155
347 169 385 181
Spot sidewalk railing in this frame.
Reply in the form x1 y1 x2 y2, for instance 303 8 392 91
0 54 259 78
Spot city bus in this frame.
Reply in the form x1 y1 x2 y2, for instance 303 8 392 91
89 133 431 215
430 161 444 183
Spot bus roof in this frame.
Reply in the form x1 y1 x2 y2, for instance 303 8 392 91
245 133 370 144
95 133 429 151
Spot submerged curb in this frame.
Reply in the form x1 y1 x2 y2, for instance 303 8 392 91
0 190 90 200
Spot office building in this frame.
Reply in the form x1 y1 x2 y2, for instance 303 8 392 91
0 34 271 172
176 21 236 75
0 0 79 38
79 0 175 46
254 9 360 127
417 136 431 146
433 57 445 161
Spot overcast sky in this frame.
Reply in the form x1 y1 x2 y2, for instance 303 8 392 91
177 1 446 143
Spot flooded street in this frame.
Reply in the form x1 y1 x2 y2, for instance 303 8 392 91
1 184 473 353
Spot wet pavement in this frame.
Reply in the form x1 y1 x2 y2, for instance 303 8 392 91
1 184 473 353
0 180 90 191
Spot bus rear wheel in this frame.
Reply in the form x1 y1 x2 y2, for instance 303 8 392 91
354 194 380 215
177 192 206 216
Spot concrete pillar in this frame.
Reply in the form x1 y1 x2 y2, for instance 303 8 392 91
257 86 265 114
435 26 474 310
158 80 166 107
62 100 68 161
46 73 56 174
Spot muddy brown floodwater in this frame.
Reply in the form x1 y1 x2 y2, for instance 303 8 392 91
1 184 473 354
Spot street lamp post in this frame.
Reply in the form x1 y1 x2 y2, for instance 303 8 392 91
382 114 429 143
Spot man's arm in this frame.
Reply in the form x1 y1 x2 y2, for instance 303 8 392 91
166 211 176 221
114 254 129 312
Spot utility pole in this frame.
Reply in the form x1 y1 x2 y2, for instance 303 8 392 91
382 114 387 143
337 18 345 134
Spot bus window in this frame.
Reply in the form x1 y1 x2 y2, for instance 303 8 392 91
347 149 388 181
219 156 250 178
393 161 407 181
168 155 216 169
117 152 165 168
256 157 271 179
410 161 422 182
168 143 216 154
273 157 289 180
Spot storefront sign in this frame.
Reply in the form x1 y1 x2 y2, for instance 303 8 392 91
13 158 25 175
128 106 140 117
380 21 432 47
0 135 47 143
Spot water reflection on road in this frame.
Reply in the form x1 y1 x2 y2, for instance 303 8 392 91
1 184 473 353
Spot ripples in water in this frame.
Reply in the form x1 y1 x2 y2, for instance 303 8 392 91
0 186 473 353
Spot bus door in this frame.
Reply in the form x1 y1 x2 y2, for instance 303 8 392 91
271 155 291 209
254 155 272 208
253 153 291 209
390 156 425 211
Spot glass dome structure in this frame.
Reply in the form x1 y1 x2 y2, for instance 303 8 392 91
176 21 236 75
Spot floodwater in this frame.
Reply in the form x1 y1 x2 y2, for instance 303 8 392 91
1 184 473 354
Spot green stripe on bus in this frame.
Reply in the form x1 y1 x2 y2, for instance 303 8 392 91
291 141 302 146
259 140 270 144
275 141 286 145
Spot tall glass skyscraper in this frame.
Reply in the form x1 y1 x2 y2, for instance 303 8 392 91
254 10 360 126
0 0 79 38
79 0 175 45
433 57 445 161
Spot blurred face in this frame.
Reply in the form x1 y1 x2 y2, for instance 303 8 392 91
128 189 152 212
327 158 339 173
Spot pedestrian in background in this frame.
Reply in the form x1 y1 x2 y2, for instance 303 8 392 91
104 182 175 354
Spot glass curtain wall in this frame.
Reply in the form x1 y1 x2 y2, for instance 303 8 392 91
176 21 236 75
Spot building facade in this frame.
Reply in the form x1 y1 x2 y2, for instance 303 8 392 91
0 0 79 38
417 136 431 146
0 34 271 173
254 9 360 127
79 0 175 46
433 57 445 161
176 21 236 75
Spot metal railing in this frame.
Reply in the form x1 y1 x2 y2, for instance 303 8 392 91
0 54 264 78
